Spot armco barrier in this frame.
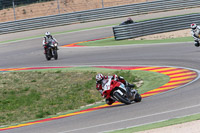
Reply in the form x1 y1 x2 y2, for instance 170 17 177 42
0 0 200 35
113 13 200 40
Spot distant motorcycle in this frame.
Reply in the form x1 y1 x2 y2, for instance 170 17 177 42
45 39 58 61
102 78 142 105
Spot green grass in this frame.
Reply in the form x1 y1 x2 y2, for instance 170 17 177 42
0 70 99 125
109 113 200 133
0 67 169 126
77 36 193 46
20 67 169 94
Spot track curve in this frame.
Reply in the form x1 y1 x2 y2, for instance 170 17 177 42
1 65 198 132
2 41 200 133
1 20 200 133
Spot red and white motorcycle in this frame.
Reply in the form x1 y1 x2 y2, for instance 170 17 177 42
102 78 142 105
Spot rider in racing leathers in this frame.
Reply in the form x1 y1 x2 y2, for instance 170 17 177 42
191 23 200 47
43 32 58 54
119 17 134 25
96 73 135 105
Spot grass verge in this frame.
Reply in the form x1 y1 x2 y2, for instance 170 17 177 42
109 113 200 133
77 36 193 46
0 67 169 126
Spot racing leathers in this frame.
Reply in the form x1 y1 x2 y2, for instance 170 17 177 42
96 75 135 105
120 18 134 25
42 35 58 54
191 25 200 47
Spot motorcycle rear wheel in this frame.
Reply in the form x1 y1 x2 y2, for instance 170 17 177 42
113 91 131 105
134 93 142 102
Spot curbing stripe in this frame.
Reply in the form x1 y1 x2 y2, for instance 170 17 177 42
61 36 113 47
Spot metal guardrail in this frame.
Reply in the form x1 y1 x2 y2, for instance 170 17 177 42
113 13 200 40
1 0 200 35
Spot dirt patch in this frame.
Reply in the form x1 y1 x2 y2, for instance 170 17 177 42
0 0 155 22
130 29 191 40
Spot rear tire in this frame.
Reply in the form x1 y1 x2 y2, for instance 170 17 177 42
113 91 131 105
134 93 142 102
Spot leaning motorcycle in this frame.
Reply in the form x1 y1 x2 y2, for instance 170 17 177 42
45 40 58 61
102 78 142 105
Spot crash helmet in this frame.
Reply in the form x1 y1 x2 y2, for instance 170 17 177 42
127 17 132 21
96 73 104 82
113 74 118 80
191 23 197 30
45 32 51 37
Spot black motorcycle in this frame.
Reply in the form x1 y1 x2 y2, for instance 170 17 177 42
45 40 58 61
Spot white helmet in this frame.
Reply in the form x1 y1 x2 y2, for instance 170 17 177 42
113 74 118 80
45 32 51 36
191 23 197 30
96 73 104 82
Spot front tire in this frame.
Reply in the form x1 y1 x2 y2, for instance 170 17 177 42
113 91 131 105
53 49 58 60
45 49 51 61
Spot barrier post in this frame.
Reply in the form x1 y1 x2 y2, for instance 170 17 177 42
57 0 60 14
12 0 16 21
102 0 104 8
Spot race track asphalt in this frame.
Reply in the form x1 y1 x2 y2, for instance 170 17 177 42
1 8 200 133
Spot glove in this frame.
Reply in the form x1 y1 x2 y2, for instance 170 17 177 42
128 83 135 88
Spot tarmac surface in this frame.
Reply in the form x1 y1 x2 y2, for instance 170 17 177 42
1 7 200 133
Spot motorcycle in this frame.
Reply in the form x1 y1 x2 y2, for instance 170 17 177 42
45 39 58 61
102 78 142 105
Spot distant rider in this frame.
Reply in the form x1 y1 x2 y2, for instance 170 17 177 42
96 73 135 105
43 32 58 54
191 23 200 47
120 18 134 25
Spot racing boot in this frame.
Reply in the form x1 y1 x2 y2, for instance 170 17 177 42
44 46 47 54
127 84 137 99
128 86 138 101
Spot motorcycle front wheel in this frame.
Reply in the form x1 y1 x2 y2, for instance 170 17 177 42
45 49 51 61
53 49 58 60
113 91 131 105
